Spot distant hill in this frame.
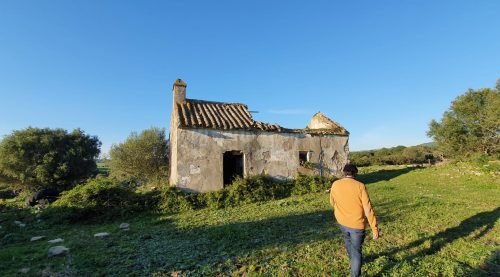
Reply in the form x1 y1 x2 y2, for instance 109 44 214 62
418 142 436 147
353 142 436 153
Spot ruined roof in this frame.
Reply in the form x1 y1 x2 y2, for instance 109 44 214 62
175 100 348 135
304 112 349 135
176 99 282 131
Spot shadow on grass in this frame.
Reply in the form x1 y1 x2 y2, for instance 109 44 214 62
130 209 340 274
357 167 420 184
367 207 500 275
472 249 499 276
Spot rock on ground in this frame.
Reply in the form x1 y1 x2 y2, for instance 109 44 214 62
14 221 26 227
119 223 130 229
30 236 46 242
94 232 110 238
19 268 30 274
48 238 64 243
48 246 69 256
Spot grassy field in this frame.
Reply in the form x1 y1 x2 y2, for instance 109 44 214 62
1 164 498 276
96 160 110 176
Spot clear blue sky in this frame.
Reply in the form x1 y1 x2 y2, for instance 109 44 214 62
1 1 499 154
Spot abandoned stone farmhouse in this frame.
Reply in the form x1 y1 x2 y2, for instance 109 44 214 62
169 79 350 192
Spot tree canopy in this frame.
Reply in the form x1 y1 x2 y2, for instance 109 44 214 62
109 127 169 183
428 82 500 157
0 127 101 191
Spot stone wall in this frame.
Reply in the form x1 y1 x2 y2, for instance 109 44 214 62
170 128 349 192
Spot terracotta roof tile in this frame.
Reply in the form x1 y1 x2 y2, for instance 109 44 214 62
176 99 282 132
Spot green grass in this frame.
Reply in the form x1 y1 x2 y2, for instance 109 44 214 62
96 161 110 176
1 164 499 276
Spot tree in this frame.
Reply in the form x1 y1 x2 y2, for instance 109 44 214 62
109 127 169 183
428 82 500 157
402 146 428 164
0 128 101 191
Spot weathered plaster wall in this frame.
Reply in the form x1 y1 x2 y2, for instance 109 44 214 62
171 128 349 192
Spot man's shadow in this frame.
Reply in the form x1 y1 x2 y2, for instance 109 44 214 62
357 167 419 184
366 207 500 275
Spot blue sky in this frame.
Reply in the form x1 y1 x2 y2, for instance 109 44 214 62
1 1 499 153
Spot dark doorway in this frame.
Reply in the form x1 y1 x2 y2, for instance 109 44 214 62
223 151 244 186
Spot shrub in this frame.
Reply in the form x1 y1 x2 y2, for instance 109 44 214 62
199 190 227 210
157 174 333 214
0 128 101 192
291 174 332 195
109 128 169 183
224 176 290 206
159 187 198 213
350 145 440 166
44 177 146 222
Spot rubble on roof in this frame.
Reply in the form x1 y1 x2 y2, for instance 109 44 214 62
176 100 347 135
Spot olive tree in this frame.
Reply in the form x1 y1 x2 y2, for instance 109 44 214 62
109 127 169 183
428 82 499 157
0 128 101 191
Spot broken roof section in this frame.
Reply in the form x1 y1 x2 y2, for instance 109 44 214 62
304 112 349 136
172 79 348 135
176 100 348 135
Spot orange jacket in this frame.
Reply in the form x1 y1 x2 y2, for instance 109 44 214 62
330 177 378 236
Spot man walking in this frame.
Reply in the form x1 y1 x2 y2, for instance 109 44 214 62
330 164 379 277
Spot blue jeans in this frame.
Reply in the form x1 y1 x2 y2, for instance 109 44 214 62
340 225 366 277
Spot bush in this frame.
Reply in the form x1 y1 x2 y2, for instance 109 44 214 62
44 173 338 219
159 187 199 213
44 177 149 222
224 176 291 206
350 145 440 166
0 127 101 192
157 174 333 214
158 175 288 214
199 190 227 210
292 174 332 195
109 127 169 184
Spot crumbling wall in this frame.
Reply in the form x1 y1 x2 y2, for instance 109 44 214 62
171 128 349 192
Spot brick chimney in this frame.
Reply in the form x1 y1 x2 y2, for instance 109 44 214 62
172 79 187 104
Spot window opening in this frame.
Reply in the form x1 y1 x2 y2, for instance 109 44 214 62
299 151 309 166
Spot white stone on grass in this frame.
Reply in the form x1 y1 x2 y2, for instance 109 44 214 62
14 221 26 227
48 238 64 243
48 246 69 256
94 232 110 238
119 223 130 229
19 268 30 274
30 236 46 242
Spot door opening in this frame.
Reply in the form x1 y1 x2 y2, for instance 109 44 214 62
223 151 244 186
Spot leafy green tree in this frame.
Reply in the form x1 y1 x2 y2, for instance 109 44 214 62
428 83 499 157
109 127 169 183
0 128 101 191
